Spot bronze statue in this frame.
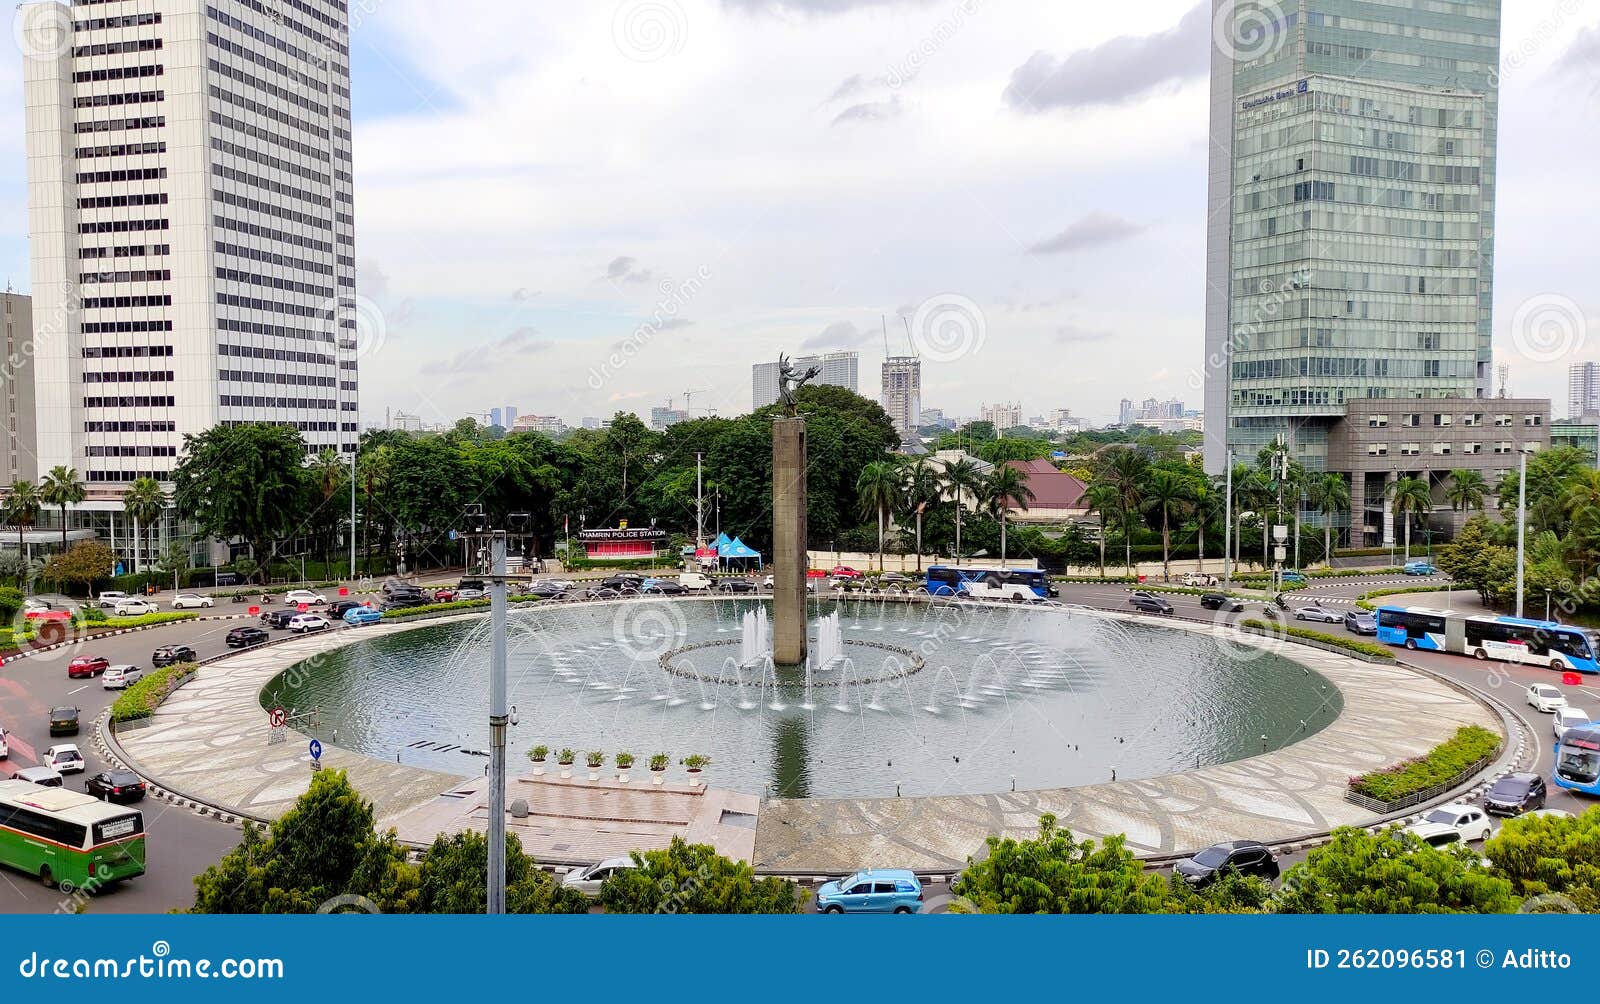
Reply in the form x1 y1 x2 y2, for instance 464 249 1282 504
777 353 822 415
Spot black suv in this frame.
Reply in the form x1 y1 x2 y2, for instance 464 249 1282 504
328 600 364 619
1128 592 1174 615
600 574 645 593
151 644 197 668
1174 840 1280 887
1484 772 1547 816
226 626 269 648
717 579 758 593
261 609 298 630
1200 593 1244 612
49 707 80 737
383 591 429 611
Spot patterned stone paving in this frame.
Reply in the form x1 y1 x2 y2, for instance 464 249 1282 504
113 605 1499 872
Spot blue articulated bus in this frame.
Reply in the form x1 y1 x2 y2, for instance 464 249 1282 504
1376 606 1600 674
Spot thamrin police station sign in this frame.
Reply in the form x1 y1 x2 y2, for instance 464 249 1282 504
1243 78 1310 111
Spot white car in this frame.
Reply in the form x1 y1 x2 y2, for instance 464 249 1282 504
42 744 86 774
1527 684 1568 713
677 573 713 592
102 665 147 690
1406 803 1494 843
284 589 327 607
0 725 8 760
561 856 635 897
112 598 159 616
1554 707 1591 739
96 591 131 609
288 613 331 633
171 593 215 609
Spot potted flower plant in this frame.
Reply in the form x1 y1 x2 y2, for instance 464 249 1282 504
586 750 606 781
615 752 635 782
557 748 576 779
681 754 710 785
649 753 670 785
528 744 549 777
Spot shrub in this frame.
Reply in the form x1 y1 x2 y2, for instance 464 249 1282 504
111 663 199 724
1239 619 1394 660
94 611 199 631
615 752 635 769
1347 724 1501 803
528 745 549 763
599 837 803 914
0 586 24 620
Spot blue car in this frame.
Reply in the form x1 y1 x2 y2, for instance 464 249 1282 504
343 605 383 626
1280 571 1307 584
1404 560 1437 576
814 869 923 914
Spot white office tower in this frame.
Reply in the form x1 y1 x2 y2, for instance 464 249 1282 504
22 0 358 495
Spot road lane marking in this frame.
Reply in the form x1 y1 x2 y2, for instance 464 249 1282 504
67 685 88 695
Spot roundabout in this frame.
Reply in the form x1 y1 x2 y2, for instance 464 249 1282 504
107 594 1503 872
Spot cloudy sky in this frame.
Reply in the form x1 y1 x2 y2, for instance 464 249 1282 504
1 0 1596 427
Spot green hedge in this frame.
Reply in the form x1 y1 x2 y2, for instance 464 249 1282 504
111 663 199 724
1348 724 1501 803
82 611 199 631
1356 584 1464 611
1239 618 1394 660
562 557 677 571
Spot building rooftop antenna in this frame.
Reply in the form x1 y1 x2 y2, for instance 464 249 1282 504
1497 363 1510 399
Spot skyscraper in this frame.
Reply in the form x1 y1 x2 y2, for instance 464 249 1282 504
1204 1 1502 475
1570 363 1600 420
1 292 38 484
752 351 859 410
23 0 358 503
881 356 921 438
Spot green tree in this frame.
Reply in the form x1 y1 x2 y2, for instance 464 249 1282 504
3 480 41 560
976 437 1052 464
413 830 589 914
1484 807 1600 911
172 424 309 581
1083 482 1120 579
902 458 941 572
856 460 903 571
1386 477 1434 561
940 457 984 565
1561 468 1600 578
955 814 1189 914
1309 473 1350 566
599 837 803 914
190 770 411 914
1445 468 1488 514
603 412 661 501
1102 449 1149 573
39 465 86 553
1190 479 1220 575
121 476 166 576
1273 827 1517 914
1435 516 1517 604
1143 468 1192 581
985 463 1036 566
43 540 115 595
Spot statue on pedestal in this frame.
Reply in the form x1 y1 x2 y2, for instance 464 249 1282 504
777 354 822 416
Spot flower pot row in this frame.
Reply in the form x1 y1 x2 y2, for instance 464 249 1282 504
525 747 711 785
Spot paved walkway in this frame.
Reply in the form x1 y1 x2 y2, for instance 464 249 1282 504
754 616 1496 872
113 604 1499 873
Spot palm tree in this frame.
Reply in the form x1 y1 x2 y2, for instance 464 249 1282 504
855 460 903 572
1387 476 1434 561
902 458 941 573
4 480 41 562
121 477 166 576
985 464 1036 565
1561 469 1600 574
1103 449 1149 574
1191 480 1221 575
1143 469 1192 581
311 449 346 572
1445 469 1488 514
940 458 984 566
1228 463 1267 570
1309 473 1350 567
1083 482 1120 579
39 466 86 553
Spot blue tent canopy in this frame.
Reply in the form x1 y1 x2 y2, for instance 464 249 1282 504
717 537 763 567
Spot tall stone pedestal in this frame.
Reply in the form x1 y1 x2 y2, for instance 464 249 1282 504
772 417 808 666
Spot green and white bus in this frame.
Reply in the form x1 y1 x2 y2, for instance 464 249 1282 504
0 779 146 889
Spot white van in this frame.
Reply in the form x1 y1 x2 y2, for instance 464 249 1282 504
962 579 1040 603
677 573 713 592
1555 706 1591 740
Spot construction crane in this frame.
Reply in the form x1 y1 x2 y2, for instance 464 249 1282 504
682 389 713 416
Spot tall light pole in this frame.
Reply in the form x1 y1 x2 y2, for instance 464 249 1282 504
486 529 508 914
1515 452 1527 619
1222 450 1234 588
349 444 357 578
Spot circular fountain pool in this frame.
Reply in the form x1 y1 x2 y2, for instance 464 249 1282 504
264 598 1342 799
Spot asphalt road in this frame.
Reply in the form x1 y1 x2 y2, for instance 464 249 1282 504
0 570 1585 913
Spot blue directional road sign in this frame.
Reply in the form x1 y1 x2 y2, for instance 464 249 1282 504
309 739 323 760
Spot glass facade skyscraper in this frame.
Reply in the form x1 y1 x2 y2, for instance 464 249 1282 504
1204 1 1502 473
